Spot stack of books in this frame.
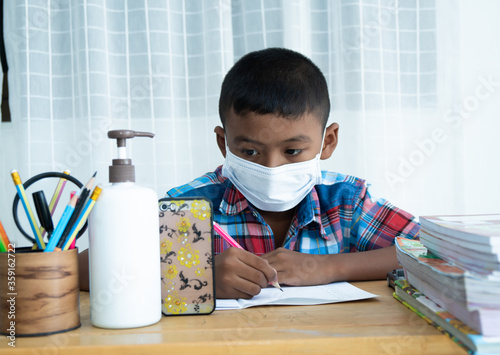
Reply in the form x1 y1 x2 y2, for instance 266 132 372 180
395 214 500 354
419 214 500 280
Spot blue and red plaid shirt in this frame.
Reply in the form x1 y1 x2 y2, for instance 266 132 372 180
166 166 420 256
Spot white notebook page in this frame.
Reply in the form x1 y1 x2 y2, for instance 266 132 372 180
216 282 377 310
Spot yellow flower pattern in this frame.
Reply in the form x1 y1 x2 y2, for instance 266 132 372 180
195 268 205 277
164 292 187 315
163 281 175 293
177 244 200 268
191 200 211 220
177 232 189 244
160 199 214 315
177 217 191 233
160 239 172 255
162 264 177 280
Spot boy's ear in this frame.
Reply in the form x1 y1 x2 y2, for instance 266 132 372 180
214 126 227 157
320 123 339 160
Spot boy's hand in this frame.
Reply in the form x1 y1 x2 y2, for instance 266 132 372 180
261 248 332 286
214 247 278 299
262 246 400 286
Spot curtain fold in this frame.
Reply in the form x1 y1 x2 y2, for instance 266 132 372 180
1 0 498 248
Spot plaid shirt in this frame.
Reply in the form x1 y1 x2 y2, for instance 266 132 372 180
166 166 420 256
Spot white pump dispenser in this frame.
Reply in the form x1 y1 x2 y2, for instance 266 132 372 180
89 130 161 328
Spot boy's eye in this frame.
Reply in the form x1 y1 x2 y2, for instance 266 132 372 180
285 149 302 156
242 149 258 156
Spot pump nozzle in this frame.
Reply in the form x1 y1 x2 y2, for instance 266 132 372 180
107 130 155 183
108 130 155 147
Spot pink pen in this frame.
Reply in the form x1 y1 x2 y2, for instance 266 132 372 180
213 221 283 291
68 191 77 249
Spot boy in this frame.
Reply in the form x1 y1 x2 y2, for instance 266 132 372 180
167 47 420 300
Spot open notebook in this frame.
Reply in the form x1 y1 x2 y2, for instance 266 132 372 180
216 282 377 310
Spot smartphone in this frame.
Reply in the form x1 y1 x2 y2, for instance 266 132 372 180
158 197 215 316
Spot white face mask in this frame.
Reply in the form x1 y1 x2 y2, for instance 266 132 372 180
221 132 325 212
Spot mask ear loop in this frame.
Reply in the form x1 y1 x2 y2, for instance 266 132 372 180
318 126 328 156
224 134 230 154
223 135 239 161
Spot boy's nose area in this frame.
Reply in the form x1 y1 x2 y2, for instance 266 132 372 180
260 153 284 168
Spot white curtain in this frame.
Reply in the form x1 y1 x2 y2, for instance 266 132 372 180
1 0 499 248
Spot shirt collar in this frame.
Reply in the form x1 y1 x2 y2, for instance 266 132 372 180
220 183 250 215
216 166 250 215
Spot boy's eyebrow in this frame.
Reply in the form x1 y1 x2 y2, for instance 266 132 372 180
283 135 312 143
233 136 265 146
233 134 312 145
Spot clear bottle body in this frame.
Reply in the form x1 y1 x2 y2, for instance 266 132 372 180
88 182 161 328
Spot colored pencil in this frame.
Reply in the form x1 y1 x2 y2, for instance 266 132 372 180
40 170 70 238
10 170 46 250
56 172 96 248
213 221 283 291
68 191 77 249
0 219 11 252
48 170 70 214
213 221 243 250
61 185 102 251
44 192 79 252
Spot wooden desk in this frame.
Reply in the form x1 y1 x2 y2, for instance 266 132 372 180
1 281 466 354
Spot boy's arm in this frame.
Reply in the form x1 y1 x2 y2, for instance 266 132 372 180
261 184 417 286
78 245 278 298
261 246 399 286
78 248 90 291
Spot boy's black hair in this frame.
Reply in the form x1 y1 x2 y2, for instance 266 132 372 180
219 47 330 129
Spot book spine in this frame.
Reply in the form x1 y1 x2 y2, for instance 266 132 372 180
393 282 474 354
392 292 471 353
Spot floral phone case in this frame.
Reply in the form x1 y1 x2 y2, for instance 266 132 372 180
158 197 215 316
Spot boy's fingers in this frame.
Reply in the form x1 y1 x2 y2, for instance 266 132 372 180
237 249 278 285
228 275 265 299
215 248 271 299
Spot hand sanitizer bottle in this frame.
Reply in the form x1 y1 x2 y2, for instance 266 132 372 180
89 130 161 328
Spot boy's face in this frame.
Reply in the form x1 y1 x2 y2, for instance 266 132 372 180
215 110 338 168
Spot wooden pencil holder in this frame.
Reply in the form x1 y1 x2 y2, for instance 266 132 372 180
0 247 80 336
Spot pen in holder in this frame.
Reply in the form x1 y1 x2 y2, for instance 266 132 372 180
2 171 87 336
11 171 86 247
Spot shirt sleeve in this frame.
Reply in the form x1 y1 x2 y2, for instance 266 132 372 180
349 183 420 252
